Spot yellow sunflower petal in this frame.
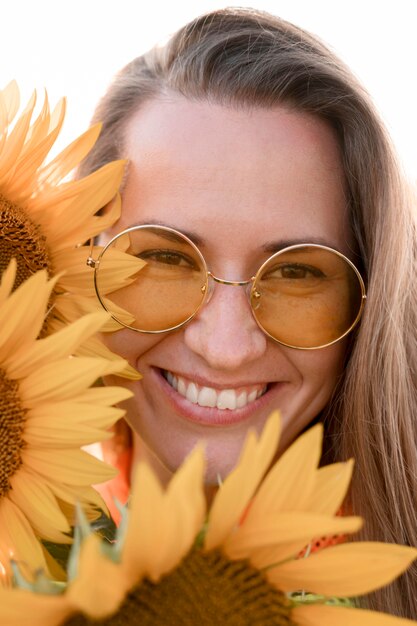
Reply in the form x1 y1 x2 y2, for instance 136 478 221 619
6 311 111 379
0 92 36 184
0 91 36 170
19 356 127 406
49 96 66 131
25 197 121 270
224 512 362 561
0 81 19 119
292 604 417 626
19 92 50 151
85 191 124 238
0 588 71 626
2 80 20 122
7 100 65 198
71 385 133 406
91 245 148 295
122 447 205 584
52 245 146 297
0 497 47 571
307 459 354 516
71 333 141 380
38 123 102 185
251 541 306 571
99 296 138 327
8 470 71 542
23 420 114 448
52 294 122 332
37 161 125 246
26 401 125 432
205 411 281 551
0 95 8 150
53 483 108 517
156 447 206 578
267 542 417 597
0 270 56 360
122 461 164 582
30 158 124 216
244 424 323 526
46 315 141 380
20 448 117 486
66 534 129 619
0 85 135 576
50 193 123 251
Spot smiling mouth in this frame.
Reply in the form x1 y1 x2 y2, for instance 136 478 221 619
162 370 268 410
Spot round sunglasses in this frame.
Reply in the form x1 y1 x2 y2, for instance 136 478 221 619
87 224 366 350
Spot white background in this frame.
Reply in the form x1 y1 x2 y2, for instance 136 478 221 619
1 0 416 181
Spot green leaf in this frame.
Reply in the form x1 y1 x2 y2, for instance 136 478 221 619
288 592 356 608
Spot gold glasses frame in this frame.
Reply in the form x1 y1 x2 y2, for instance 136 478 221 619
87 224 367 350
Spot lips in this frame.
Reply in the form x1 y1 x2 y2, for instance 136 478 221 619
162 370 267 410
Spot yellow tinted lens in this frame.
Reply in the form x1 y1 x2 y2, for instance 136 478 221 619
251 246 364 348
95 227 207 331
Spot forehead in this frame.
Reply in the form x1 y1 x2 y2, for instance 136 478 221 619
123 95 344 172
116 96 351 256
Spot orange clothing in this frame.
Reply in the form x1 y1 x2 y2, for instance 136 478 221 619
95 437 131 525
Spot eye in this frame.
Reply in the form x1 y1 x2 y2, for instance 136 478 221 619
263 263 325 280
138 248 199 269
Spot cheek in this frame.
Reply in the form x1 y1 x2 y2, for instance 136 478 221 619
302 339 347 382
277 334 348 389
297 339 348 413
276 339 348 451
101 328 160 366
294 338 348 404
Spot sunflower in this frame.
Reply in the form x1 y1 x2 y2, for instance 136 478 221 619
1 412 416 625
0 80 142 379
0 260 133 579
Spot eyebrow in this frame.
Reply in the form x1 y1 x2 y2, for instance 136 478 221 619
126 220 343 254
126 220 204 246
262 237 341 254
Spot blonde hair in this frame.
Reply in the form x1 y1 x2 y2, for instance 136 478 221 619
80 8 417 617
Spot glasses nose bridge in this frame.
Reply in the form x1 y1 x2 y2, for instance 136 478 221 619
205 271 257 312
207 271 254 288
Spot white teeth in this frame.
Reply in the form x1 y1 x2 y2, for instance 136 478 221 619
164 371 266 410
198 387 217 408
177 377 186 395
217 389 237 410
186 382 198 404
236 391 247 408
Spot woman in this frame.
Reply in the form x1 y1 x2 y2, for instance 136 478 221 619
80 8 417 618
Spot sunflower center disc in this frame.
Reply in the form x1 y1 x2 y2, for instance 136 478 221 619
64 549 295 626
0 196 52 290
0 369 26 497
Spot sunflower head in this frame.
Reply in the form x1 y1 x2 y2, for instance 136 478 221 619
0 260 133 579
0 83 61 290
0 366 25 497
0 199 52 291
0 78 127 291
1 412 416 626
0 80 143 378
84 548 294 626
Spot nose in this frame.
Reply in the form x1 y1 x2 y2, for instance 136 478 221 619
183 281 268 370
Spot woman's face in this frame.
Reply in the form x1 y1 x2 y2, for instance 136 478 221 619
103 96 352 484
